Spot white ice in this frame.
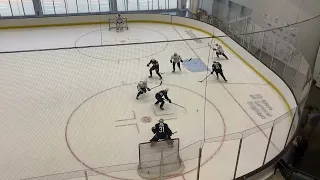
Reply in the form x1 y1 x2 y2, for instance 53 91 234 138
0 23 294 180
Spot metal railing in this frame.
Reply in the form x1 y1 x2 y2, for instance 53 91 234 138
0 0 178 16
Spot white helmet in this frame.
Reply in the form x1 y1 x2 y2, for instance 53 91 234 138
151 58 155 61
159 119 164 123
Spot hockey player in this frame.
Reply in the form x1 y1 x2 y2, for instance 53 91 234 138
115 13 124 32
147 58 162 80
215 44 229 60
155 88 171 110
150 119 173 146
170 52 183 72
136 80 150 100
211 61 227 82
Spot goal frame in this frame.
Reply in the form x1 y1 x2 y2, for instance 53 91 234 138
138 138 184 179
108 18 129 31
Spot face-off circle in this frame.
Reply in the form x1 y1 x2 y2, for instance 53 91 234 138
141 116 152 123
75 27 169 61
65 83 226 180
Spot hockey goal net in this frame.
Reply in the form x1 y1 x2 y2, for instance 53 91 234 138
138 138 184 179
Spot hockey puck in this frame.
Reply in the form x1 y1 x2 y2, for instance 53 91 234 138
197 110 199 112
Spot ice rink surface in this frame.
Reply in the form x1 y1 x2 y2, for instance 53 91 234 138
0 23 294 180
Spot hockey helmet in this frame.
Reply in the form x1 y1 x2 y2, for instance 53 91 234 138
174 52 177 56
164 88 169 92
118 13 121 16
159 119 164 123
151 58 155 61
215 43 219 46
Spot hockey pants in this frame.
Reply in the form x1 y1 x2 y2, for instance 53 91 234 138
136 88 147 98
149 65 162 78
216 52 229 60
155 95 165 108
214 70 227 81
172 62 181 72
150 133 171 141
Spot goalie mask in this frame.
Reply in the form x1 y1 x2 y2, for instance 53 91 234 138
159 119 164 123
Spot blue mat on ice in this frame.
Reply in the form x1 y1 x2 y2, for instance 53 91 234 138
182 58 208 72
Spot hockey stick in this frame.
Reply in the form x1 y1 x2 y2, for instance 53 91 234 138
208 43 217 50
198 74 211 82
170 102 187 112
150 81 163 90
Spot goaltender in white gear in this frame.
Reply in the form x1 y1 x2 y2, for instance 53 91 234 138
136 80 150 99
115 13 124 32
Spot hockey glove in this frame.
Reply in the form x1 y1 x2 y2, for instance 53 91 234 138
168 99 172 103
147 88 151 91
180 60 183 62
151 127 157 134
211 71 214 74
147 64 149 67
170 60 172 63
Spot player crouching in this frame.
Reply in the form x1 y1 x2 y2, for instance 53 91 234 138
215 44 229 60
136 80 150 100
150 119 174 147
155 88 171 110
170 52 183 72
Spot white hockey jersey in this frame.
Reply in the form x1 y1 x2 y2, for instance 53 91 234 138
137 81 148 92
171 54 182 63
216 45 224 53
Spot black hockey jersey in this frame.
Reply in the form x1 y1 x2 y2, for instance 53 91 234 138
147 59 159 66
212 62 222 71
156 90 170 101
155 122 172 136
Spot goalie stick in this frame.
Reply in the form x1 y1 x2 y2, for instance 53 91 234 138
150 81 162 90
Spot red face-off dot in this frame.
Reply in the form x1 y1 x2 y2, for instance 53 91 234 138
141 116 152 123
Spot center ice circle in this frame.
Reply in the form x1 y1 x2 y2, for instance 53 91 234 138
65 83 226 179
75 27 169 61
